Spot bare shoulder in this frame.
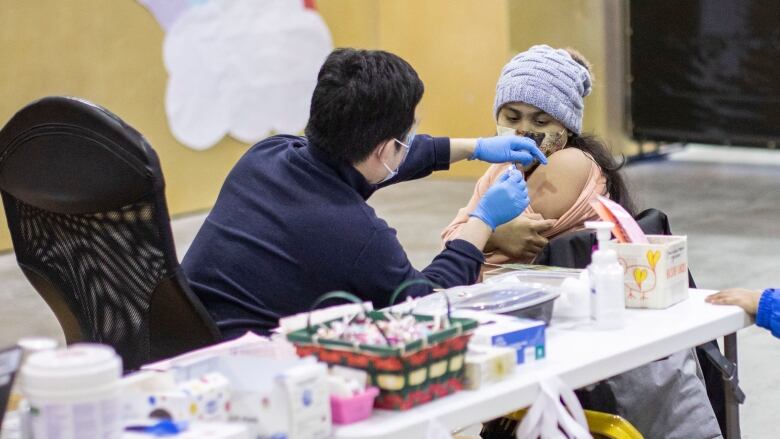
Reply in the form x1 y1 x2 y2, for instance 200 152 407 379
527 148 595 219
546 147 593 175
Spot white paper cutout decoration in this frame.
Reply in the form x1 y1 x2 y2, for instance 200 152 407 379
139 0 332 150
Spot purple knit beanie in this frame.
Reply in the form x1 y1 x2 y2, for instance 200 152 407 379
493 45 592 134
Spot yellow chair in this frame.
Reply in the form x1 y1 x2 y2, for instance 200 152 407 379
504 408 644 439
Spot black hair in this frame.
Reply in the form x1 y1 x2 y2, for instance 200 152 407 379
568 133 636 215
305 48 424 164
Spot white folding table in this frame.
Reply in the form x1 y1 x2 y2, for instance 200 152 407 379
334 289 752 439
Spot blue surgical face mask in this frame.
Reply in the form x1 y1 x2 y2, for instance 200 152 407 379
403 127 416 148
378 136 412 184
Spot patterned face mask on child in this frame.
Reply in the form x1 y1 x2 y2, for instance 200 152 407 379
496 125 568 157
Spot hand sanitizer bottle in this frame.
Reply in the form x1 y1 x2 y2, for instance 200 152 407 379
585 221 625 330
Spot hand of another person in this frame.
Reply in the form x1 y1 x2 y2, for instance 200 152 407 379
706 288 762 315
469 169 529 231
489 216 557 260
472 136 548 166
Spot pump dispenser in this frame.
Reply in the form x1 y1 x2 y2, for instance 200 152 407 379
585 221 625 329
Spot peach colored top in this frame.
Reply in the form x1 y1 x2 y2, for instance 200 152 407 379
441 158 607 264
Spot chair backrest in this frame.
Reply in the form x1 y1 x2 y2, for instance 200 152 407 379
534 208 674 269
0 96 220 371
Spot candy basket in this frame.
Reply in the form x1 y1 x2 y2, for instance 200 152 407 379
287 283 478 411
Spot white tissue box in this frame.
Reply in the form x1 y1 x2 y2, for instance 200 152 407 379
602 235 688 309
121 371 230 424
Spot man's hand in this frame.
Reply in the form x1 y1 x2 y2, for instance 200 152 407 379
472 136 548 166
486 217 556 260
469 169 529 231
706 288 762 315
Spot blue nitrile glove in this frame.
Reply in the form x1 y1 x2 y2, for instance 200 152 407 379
470 136 548 166
125 419 189 436
469 168 530 231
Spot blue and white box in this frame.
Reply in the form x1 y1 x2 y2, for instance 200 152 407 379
470 317 546 364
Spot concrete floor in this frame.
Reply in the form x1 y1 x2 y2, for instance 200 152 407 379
1 145 778 438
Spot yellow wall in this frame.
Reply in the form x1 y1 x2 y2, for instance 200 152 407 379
0 0 629 251
375 0 510 178
319 0 380 48
0 0 249 251
321 0 511 178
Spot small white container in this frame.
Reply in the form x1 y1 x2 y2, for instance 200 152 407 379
21 343 123 439
586 221 626 330
590 250 626 330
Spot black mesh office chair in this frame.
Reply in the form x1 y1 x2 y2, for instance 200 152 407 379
0 96 220 371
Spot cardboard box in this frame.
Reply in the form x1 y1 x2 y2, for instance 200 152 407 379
463 345 516 389
121 371 230 424
128 355 330 439
603 235 688 309
470 318 546 364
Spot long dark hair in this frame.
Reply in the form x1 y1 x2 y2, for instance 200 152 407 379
568 133 636 215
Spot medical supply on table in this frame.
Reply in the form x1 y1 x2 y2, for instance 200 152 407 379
159 354 330 439
586 221 625 330
122 370 230 424
143 332 297 372
16 337 57 357
288 291 477 410
279 361 331 439
470 317 546 364
20 343 123 439
122 421 250 439
463 345 516 390
4 337 57 415
139 331 330 439
414 282 560 324
553 271 592 323
483 263 582 287
603 235 689 309
230 356 329 439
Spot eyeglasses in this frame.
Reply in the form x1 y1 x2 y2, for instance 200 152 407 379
393 137 412 167
392 122 417 167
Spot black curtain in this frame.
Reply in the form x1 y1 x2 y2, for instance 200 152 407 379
630 0 780 147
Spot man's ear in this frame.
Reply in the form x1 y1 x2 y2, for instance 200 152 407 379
375 138 396 160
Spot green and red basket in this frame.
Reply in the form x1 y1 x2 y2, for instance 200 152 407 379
286 284 478 411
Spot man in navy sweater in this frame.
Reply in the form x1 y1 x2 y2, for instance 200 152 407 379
182 48 546 338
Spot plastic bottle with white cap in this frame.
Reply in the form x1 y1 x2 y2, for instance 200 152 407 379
20 343 123 439
585 221 625 329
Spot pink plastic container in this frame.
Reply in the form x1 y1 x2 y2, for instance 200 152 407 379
330 387 380 425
